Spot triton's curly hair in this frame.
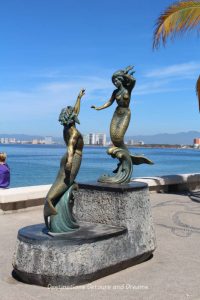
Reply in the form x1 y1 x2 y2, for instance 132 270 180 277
58 106 80 126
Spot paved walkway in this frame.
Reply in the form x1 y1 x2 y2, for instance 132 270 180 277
0 192 200 300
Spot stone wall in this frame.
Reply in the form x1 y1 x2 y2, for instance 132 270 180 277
1 173 200 213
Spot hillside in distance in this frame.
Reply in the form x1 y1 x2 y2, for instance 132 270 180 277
128 131 200 145
1 131 200 145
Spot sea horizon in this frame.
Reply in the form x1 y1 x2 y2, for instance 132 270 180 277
0 144 200 188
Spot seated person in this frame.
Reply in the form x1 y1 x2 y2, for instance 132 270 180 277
0 152 10 188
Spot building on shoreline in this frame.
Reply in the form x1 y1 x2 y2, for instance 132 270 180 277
0 137 16 144
0 136 54 145
126 139 144 146
44 136 53 145
83 133 106 146
193 138 200 149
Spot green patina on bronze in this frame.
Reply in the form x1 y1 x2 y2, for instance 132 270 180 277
50 184 79 233
43 89 85 233
92 66 153 184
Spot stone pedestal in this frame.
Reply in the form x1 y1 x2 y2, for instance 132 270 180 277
12 182 156 287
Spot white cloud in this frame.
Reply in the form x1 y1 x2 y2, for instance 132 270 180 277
0 72 117 135
0 75 113 119
0 64 196 134
41 76 111 94
145 62 200 79
134 79 191 96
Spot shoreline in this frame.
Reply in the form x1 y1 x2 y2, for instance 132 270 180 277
0 143 195 149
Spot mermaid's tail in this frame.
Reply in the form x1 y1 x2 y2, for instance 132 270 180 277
98 147 132 184
99 106 154 184
131 155 154 165
110 107 130 150
98 147 154 184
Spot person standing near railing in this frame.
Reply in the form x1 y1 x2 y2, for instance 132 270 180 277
0 152 10 188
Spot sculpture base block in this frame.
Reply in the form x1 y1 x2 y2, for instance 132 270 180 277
13 182 156 287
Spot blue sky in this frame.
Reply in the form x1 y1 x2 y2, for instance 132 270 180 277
1 0 200 137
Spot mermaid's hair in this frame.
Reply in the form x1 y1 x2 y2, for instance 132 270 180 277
112 69 136 93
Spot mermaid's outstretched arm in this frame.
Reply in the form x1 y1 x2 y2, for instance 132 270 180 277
91 91 115 111
73 89 85 116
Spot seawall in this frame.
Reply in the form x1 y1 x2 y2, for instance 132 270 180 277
1 173 200 213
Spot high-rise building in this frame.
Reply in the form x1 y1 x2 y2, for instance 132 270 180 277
44 136 53 144
89 133 96 145
95 133 106 146
83 134 90 145
87 133 106 146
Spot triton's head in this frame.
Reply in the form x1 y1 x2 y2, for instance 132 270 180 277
58 106 80 127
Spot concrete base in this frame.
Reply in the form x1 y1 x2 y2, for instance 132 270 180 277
12 182 156 287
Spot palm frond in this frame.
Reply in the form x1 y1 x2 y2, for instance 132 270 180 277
153 1 200 49
196 75 200 111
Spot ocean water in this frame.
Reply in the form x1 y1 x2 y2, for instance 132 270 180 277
1 144 200 188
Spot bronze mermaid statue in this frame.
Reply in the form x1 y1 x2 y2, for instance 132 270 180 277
44 89 85 233
91 66 153 184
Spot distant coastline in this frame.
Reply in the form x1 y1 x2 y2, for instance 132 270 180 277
0 143 194 150
128 144 193 149
1 130 200 146
85 144 193 149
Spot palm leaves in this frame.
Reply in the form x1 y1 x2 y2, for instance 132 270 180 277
153 1 200 49
153 0 200 110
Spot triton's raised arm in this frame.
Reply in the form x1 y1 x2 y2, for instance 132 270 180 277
73 89 85 116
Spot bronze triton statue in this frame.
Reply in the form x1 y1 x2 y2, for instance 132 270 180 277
91 66 153 184
44 89 85 233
